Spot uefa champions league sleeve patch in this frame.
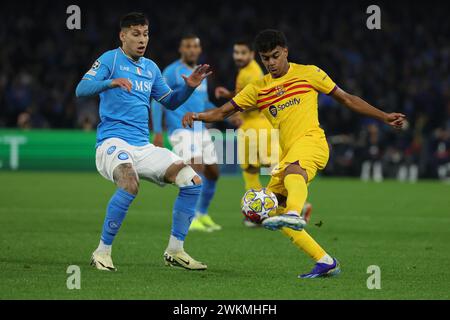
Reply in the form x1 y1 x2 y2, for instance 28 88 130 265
92 60 101 70
118 152 129 160
107 146 116 155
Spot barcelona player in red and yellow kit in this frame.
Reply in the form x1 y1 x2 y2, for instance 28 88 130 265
215 40 274 191
182 30 406 278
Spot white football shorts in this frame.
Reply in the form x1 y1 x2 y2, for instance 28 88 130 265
95 137 182 185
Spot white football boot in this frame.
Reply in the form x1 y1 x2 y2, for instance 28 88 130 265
262 211 307 231
242 218 261 228
164 250 207 270
90 250 117 271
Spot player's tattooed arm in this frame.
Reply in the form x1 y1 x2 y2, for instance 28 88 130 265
182 101 237 128
331 87 407 129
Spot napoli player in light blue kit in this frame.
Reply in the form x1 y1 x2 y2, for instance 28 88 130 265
152 34 221 233
75 13 212 271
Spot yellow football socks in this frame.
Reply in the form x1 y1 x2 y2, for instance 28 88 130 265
281 228 327 262
282 173 328 262
243 170 262 190
284 174 308 213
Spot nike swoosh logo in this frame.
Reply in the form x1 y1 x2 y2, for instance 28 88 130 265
178 257 190 265
96 260 115 271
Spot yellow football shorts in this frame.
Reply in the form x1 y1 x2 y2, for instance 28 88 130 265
237 116 279 170
266 134 329 197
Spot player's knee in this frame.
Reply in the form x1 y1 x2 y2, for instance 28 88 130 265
284 162 308 183
113 163 139 195
174 165 202 187
123 178 139 195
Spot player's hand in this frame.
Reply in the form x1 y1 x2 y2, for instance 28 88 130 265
229 113 242 128
153 133 164 147
215 86 231 99
384 112 407 129
182 112 199 128
182 64 212 88
110 78 132 92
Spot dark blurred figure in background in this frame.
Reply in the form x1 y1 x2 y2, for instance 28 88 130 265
359 123 385 182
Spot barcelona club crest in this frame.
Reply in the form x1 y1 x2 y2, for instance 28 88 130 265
275 85 286 97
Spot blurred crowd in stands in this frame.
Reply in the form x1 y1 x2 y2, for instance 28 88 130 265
0 0 449 179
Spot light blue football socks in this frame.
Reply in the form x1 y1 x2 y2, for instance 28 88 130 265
196 175 217 215
171 184 202 241
100 188 136 246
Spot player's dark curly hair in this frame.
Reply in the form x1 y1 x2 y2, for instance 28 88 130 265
120 12 149 29
254 29 288 53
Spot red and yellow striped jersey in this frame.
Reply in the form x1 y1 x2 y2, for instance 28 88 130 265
231 63 337 151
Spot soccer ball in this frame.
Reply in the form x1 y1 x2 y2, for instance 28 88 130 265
241 188 278 223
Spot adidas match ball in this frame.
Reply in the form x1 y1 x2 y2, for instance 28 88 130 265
241 188 278 223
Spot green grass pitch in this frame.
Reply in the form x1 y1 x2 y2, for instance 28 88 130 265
0 171 449 299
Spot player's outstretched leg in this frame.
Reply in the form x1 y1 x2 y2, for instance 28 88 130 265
91 164 138 271
282 228 340 278
163 163 207 270
262 164 308 231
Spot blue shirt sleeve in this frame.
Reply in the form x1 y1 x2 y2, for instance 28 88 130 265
151 62 195 110
76 79 112 97
151 64 172 102
82 51 115 81
163 66 179 89
76 51 116 97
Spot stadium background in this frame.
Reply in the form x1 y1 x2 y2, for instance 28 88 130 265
0 0 449 180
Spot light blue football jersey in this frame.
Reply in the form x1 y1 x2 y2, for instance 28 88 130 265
82 47 172 147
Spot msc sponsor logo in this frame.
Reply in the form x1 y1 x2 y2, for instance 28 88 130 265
132 79 152 92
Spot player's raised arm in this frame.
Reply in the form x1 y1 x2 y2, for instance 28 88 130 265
182 101 237 128
182 80 258 127
157 64 212 110
330 87 406 129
